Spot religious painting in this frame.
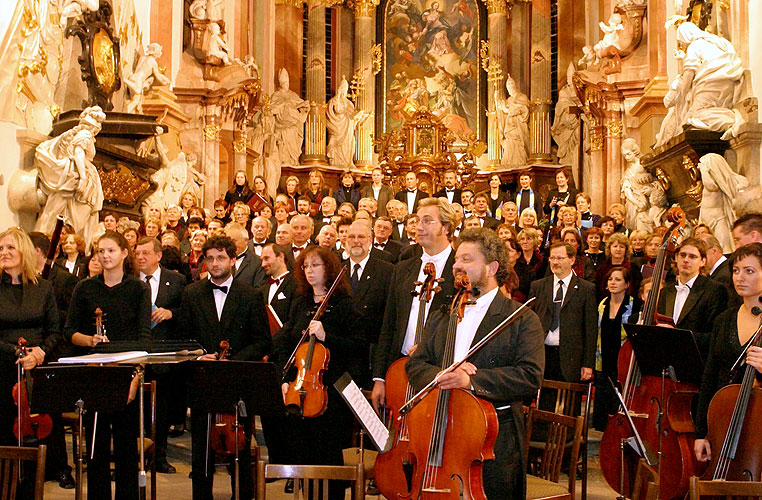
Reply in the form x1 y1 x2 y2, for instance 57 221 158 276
382 0 483 140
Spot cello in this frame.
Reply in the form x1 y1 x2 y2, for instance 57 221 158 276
282 266 347 418
398 276 498 500
600 206 699 499
208 340 247 456
375 263 441 498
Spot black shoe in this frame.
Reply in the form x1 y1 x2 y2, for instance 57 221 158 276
168 425 185 438
154 459 177 474
284 478 294 494
57 471 76 489
366 478 380 495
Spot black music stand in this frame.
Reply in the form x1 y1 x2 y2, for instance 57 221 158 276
188 361 284 500
624 323 703 384
30 365 134 500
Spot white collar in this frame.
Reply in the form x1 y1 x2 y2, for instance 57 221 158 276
469 286 499 310
710 255 727 275
422 245 451 266
677 274 699 289
350 252 371 271
209 274 234 289
140 266 161 282
553 271 573 290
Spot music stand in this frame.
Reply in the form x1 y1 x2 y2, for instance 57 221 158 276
623 323 703 384
188 361 284 500
30 365 134 500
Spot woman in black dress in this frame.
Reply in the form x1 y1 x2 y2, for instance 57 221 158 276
274 245 364 500
65 231 150 500
224 171 254 208
694 243 762 463
543 169 579 225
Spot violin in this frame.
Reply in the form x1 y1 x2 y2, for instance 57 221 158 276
13 338 53 445
209 340 247 456
398 275 498 500
600 206 699 499
283 266 347 418
375 263 441 498
95 307 108 343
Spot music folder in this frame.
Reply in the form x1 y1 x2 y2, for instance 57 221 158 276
335 372 391 453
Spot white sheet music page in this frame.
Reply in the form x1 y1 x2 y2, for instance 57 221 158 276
334 373 390 452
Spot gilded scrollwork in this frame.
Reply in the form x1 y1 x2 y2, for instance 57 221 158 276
99 163 151 206
481 0 511 15
205 124 222 141
606 120 623 138
654 167 671 192
347 0 379 17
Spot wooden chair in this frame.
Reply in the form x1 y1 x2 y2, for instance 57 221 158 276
631 458 659 500
689 476 762 500
525 408 584 500
0 445 46 500
532 379 593 500
256 460 365 500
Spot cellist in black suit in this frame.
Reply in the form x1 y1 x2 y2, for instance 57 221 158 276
179 235 271 500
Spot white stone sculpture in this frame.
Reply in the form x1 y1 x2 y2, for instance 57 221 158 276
141 136 205 210
123 43 171 113
551 65 582 169
189 0 223 21
594 13 624 57
655 22 745 146
326 77 371 168
495 75 530 167
239 55 260 79
59 0 99 26
270 69 309 166
206 23 231 66
698 153 750 252
34 106 106 247
250 99 281 199
620 138 667 232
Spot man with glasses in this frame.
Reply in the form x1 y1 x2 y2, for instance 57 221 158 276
371 198 456 412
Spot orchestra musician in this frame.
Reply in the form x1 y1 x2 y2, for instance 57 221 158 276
272 245 365 500
0 227 62 498
694 243 762 462
178 234 271 500
406 228 545 499
65 231 150 500
371 197 457 412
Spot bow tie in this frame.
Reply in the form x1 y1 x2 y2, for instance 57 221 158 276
374 242 385 249
408 189 416 193
446 188 454 192
210 282 228 294
675 283 691 293
268 276 282 286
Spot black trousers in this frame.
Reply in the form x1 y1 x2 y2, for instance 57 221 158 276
190 408 253 500
483 409 525 500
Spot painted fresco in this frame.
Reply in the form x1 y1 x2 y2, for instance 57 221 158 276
383 0 481 138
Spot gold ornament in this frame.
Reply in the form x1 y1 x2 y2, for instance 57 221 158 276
606 121 623 138
205 124 221 141
347 0 379 17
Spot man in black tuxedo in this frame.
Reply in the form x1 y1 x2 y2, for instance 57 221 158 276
227 223 267 289
288 214 314 262
529 242 597 384
656 238 728 359
249 216 272 256
395 171 429 215
313 196 336 239
135 237 187 474
472 193 500 230
372 217 402 262
371 197 456 411
360 167 394 217
180 235 271 500
432 169 462 205
346 220 393 387
407 228 545 500
699 234 733 295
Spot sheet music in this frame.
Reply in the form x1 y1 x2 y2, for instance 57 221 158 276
334 373 390 452
57 351 149 364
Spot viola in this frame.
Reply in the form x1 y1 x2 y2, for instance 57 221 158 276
398 276 498 500
600 207 699 499
375 263 441 498
209 340 247 456
283 266 347 418
13 338 53 445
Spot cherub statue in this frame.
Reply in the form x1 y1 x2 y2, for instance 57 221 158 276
239 55 260 79
593 13 624 73
206 23 231 66
189 0 223 21
577 45 597 69
123 43 171 113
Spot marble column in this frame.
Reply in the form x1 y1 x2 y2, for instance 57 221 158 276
203 110 222 207
352 0 378 170
588 121 606 213
233 125 248 177
603 94 624 208
528 0 552 164
483 0 509 167
302 2 329 165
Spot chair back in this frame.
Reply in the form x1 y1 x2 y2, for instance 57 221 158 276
257 461 364 500
631 458 659 500
0 445 46 500
525 409 583 499
689 476 762 500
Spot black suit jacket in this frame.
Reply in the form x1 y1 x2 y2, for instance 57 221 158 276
150 267 187 340
398 243 423 262
179 279 271 361
374 239 402 263
478 216 500 230
257 272 297 326
656 274 729 360
361 184 394 217
433 188 462 205
234 250 267 289
395 189 430 214
391 221 407 242
529 274 598 382
348 257 394 345
709 258 738 307
55 254 88 279
373 248 456 378
333 187 362 209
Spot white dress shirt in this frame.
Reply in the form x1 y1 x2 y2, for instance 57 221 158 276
401 246 452 355
267 271 289 304
673 274 699 323
349 253 371 282
406 189 418 214
453 287 499 362
139 267 162 305
234 250 247 272
444 189 456 204
545 272 573 346
65 260 76 274
210 275 234 321
372 185 381 200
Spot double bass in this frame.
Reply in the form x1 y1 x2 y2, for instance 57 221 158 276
600 206 699 499
13 338 53 446
375 263 441 498
398 276 498 500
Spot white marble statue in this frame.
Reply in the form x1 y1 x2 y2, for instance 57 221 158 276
239 55 260 79
59 0 99 26
141 136 205 210
620 138 667 232
698 153 750 252
123 43 171 113
250 99 281 199
594 13 624 56
189 0 224 21
656 22 745 146
270 68 309 166
495 75 530 167
326 77 371 168
551 65 582 170
34 106 106 247
206 23 231 65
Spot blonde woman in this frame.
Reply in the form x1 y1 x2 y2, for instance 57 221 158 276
514 227 547 299
518 207 539 229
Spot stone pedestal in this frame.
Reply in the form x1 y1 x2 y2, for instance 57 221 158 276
629 77 669 156
729 122 762 184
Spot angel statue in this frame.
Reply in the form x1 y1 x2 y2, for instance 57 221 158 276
326 77 371 168
34 106 107 247
206 23 231 66
698 153 750 252
495 75 530 167
593 13 624 73
59 0 99 26
123 43 171 113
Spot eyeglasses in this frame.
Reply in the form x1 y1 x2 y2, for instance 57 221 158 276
417 217 440 227
302 263 324 270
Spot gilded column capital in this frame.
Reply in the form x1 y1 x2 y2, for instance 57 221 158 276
481 0 511 15
205 124 221 141
347 0 379 17
274 0 303 7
